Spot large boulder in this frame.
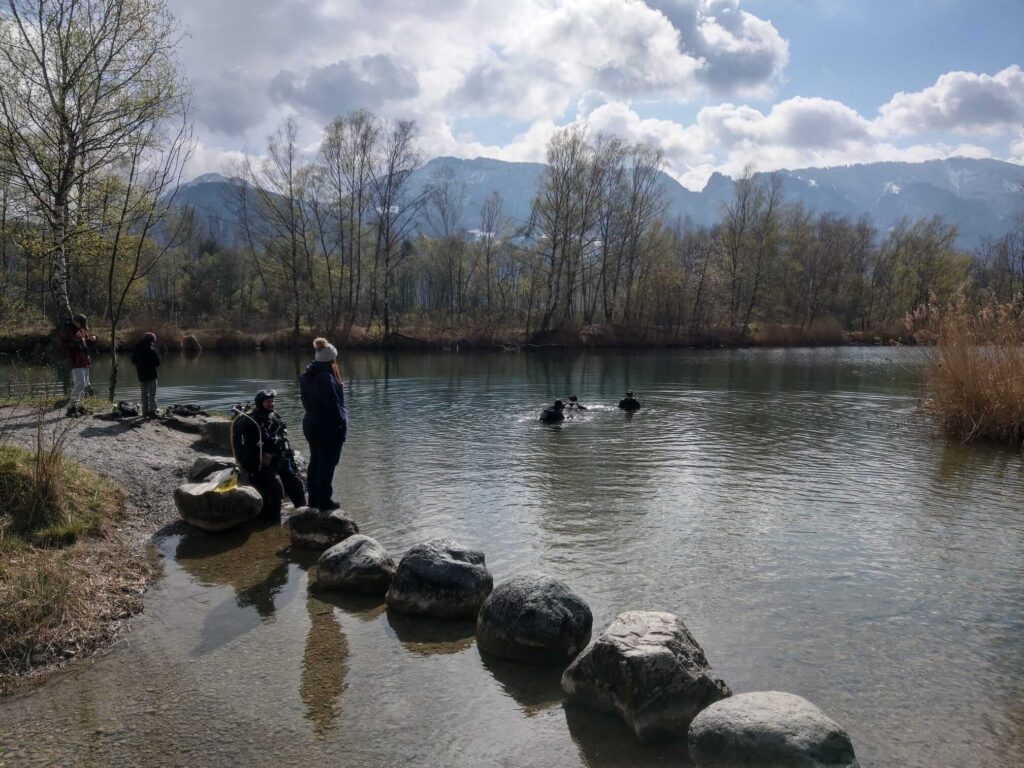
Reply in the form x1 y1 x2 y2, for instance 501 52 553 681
200 417 234 455
316 534 397 594
476 573 592 664
188 455 237 482
173 470 262 532
287 506 359 549
385 538 493 619
561 611 731 743
688 692 859 768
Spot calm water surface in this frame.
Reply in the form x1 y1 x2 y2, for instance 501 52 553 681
1 348 1023 767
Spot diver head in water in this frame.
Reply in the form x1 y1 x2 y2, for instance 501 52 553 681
540 399 566 423
618 390 641 411
567 394 587 411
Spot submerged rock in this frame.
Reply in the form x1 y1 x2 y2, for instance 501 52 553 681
561 610 731 743
476 573 592 664
188 455 237 482
316 534 397 594
287 507 360 549
385 538 493 619
173 470 262 532
688 691 859 768
183 334 203 354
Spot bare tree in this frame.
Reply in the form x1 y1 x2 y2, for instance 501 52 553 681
0 0 186 324
97 113 192 400
319 110 380 333
478 191 503 310
367 119 424 337
240 118 316 335
425 162 469 322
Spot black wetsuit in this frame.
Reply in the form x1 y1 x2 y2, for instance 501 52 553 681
232 407 306 517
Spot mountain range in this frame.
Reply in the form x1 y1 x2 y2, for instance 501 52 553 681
176 156 1024 250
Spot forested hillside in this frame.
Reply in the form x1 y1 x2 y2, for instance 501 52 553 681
2 103 1022 347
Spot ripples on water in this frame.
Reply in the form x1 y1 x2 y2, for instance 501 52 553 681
2 348 1023 767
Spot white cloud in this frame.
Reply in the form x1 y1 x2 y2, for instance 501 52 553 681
697 97 871 149
167 0 789 146
1010 134 1024 165
877 65 1024 136
163 1 1020 187
529 96 1002 191
649 0 790 95
183 142 247 180
269 55 420 122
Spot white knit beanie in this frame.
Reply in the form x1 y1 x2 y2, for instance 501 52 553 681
313 337 337 362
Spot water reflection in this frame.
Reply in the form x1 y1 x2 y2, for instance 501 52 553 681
310 589 387 623
172 524 299 654
563 702 689 768
384 610 477 656
477 652 564 714
300 595 348 738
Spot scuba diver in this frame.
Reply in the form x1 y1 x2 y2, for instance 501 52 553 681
539 399 566 423
618 390 642 411
232 389 306 517
566 395 587 411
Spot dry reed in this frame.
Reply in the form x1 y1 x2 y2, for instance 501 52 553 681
0 407 139 690
925 301 1024 444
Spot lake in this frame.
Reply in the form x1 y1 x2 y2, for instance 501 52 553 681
1 347 1023 767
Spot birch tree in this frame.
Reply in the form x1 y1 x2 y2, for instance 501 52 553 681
0 0 186 324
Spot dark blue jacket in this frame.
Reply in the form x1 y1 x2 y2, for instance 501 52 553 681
299 361 347 441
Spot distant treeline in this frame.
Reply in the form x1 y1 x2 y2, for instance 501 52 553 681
2 107 1023 347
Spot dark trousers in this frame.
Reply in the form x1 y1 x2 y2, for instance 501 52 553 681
306 436 344 510
249 464 306 517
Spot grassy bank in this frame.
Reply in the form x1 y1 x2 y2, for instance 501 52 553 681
0 427 148 692
925 304 1024 444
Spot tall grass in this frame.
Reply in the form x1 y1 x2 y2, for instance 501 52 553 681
1 414 80 539
925 301 1024 444
0 406 140 689
0 542 147 688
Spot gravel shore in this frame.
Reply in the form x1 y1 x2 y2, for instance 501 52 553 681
2 406 223 546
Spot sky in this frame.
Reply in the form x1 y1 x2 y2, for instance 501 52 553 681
169 0 1024 189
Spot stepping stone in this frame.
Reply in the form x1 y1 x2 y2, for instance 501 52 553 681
385 538 493 619
561 610 731 742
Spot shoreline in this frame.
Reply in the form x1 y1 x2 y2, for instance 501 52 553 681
0 407 223 692
0 323 918 359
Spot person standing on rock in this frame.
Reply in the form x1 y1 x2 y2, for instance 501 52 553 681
299 338 348 511
130 332 161 417
60 313 97 417
232 389 306 517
